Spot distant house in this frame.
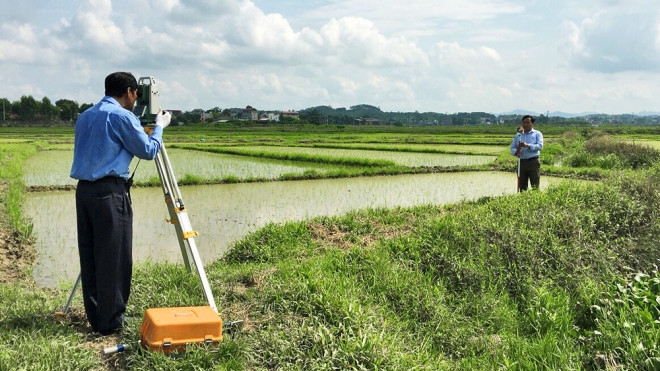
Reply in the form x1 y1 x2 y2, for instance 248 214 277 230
281 110 299 119
354 117 384 125
257 112 280 123
242 106 258 121
190 108 211 122
266 112 280 122
201 112 213 122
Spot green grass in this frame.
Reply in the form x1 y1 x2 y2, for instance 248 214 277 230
0 284 99 370
211 172 660 370
0 143 37 238
3 125 660 369
174 144 401 167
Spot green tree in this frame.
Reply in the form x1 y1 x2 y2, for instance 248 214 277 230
208 107 222 121
279 115 301 125
79 103 93 113
301 108 322 125
220 108 233 118
55 99 80 121
15 95 39 120
0 98 9 121
40 97 57 120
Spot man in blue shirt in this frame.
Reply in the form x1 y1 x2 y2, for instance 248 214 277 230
510 115 543 191
70 72 171 335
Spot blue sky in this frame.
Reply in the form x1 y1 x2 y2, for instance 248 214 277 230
1 0 659 115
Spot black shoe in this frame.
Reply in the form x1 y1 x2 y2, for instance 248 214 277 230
99 327 120 336
98 316 134 335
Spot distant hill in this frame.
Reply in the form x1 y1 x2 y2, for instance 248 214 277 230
636 111 660 116
498 109 539 116
498 109 595 118
217 105 660 126
499 109 660 118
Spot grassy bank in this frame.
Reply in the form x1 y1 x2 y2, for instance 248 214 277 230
205 171 660 370
5 171 660 369
0 143 37 281
2 126 660 369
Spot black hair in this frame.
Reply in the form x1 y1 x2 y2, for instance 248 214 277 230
521 115 536 123
104 72 138 97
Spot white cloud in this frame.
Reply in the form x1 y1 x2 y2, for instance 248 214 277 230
0 23 62 64
308 0 524 29
319 17 429 67
166 0 239 23
1 0 660 114
562 6 660 73
431 41 502 70
61 0 129 58
337 77 359 95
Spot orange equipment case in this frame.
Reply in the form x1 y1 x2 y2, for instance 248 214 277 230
139 306 223 353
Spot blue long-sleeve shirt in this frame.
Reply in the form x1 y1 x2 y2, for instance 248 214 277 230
510 129 543 159
70 96 163 181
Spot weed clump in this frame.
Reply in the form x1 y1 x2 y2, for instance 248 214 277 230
564 135 660 170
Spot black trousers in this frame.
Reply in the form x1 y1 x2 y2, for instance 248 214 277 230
75 177 132 334
519 157 540 191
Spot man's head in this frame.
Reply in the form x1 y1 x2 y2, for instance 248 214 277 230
105 72 139 110
521 115 535 133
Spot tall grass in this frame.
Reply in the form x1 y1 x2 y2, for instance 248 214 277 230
213 168 660 370
565 134 660 170
0 143 37 238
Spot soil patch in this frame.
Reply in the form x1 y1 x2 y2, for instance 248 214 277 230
0 181 36 283
0 226 35 283
27 184 76 192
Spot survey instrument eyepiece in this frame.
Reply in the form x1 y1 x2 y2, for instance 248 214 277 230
133 76 160 125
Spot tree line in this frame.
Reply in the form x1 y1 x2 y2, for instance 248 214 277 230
3 94 660 128
298 104 660 127
0 96 92 123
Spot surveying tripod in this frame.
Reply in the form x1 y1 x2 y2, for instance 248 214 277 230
148 136 218 312
59 135 218 316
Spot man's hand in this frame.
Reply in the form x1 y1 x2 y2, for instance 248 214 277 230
155 110 172 129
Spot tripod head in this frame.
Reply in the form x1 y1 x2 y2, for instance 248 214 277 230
133 76 160 125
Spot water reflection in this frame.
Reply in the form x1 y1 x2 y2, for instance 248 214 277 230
25 172 571 287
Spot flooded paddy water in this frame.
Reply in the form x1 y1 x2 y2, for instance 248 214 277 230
23 147 496 187
25 171 574 287
22 148 340 186
21 146 576 287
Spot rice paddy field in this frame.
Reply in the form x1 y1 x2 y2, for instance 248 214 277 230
22 148 345 187
2 123 660 370
18 124 520 189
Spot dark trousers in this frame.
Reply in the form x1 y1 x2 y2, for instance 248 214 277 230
75 177 132 334
519 157 540 191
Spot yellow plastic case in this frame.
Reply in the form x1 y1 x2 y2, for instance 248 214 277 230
139 306 223 353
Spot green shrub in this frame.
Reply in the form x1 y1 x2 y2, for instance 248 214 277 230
565 151 592 167
585 135 660 170
561 135 660 171
592 153 620 170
